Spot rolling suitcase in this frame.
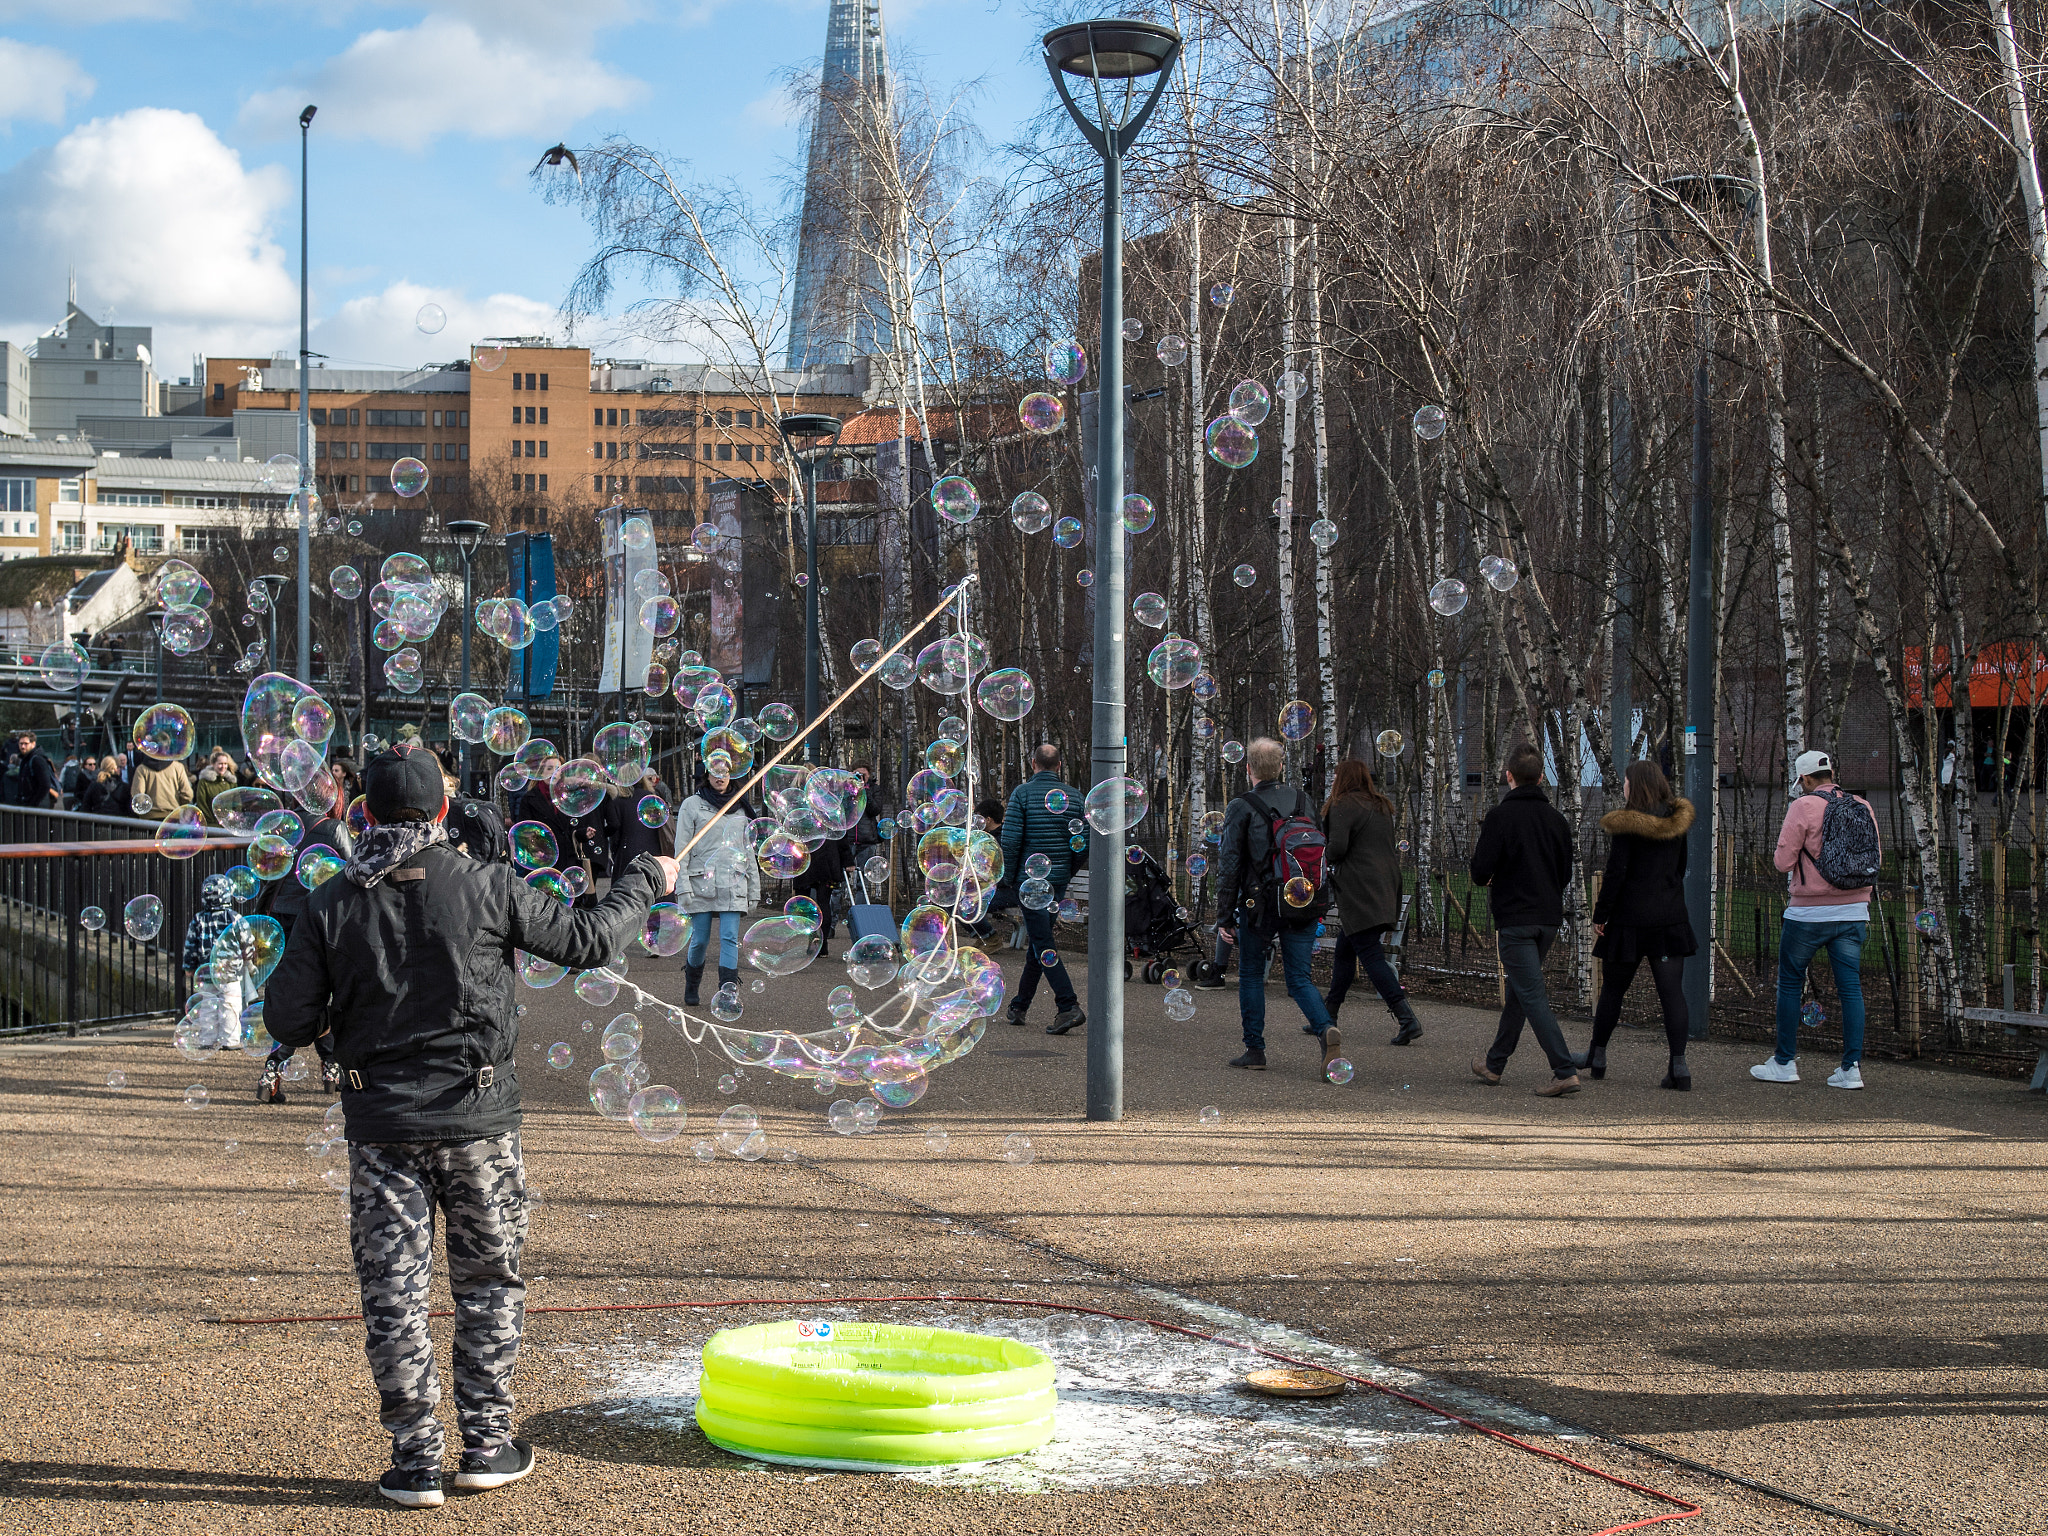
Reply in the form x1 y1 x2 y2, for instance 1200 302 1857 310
843 870 897 947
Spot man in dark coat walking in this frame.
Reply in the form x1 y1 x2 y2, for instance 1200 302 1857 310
266 747 676 1507
1469 742 1581 1095
999 743 1085 1034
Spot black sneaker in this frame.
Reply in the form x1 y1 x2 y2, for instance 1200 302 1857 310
1005 1003 1029 1027
454 1437 536 1491
257 1057 287 1106
1046 1006 1085 1035
377 1465 444 1508
1191 970 1229 991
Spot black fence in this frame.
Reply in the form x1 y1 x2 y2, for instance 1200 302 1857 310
0 807 249 1036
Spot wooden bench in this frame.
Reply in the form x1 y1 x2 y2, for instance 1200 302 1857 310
1961 1007 2048 1092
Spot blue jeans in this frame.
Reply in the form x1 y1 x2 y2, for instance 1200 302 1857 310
1012 901 1077 1013
1774 919 1866 1067
1238 924 1333 1050
686 910 741 970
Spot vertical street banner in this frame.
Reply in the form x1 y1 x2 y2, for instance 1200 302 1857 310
706 482 747 677
504 532 559 700
738 483 779 690
597 504 657 694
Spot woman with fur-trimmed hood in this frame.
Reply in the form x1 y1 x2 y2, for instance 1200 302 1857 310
1577 760 1698 1090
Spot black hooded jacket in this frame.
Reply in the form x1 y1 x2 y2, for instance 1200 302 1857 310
266 843 666 1142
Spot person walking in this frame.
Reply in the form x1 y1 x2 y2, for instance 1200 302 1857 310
1214 737 1341 1076
514 756 588 886
1321 758 1423 1046
265 747 677 1508
12 730 60 813
128 749 194 821
80 755 126 817
1576 760 1697 1090
674 761 758 1006
1752 749 1880 1089
1469 742 1582 1096
602 770 674 877
999 743 1086 1035
193 748 241 825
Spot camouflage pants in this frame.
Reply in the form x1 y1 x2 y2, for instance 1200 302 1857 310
348 1133 527 1470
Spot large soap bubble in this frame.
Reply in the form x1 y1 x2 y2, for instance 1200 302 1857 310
1156 333 1188 366
1018 393 1064 435
1052 516 1083 549
40 642 90 691
551 759 609 817
1205 416 1258 469
390 458 429 497
1413 403 1449 440
240 673 330 793
1428 577 1469 616
593 722 650 786
1045 338 1087 385
1479 553 1519 591
1132 592 1168 629
1011 491 1053 534
132 703 196 762
123 894 164 940
1120 493 1156 534
931 475 980 525
158 559 211 608
975 667 1035 721
742 915 822 977
1146 635 1202 690
482 707 532 755
1280 699 1317 741
1084 776 1148 834
1228 379 1272 425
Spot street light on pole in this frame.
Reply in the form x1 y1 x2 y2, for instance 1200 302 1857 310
296 103 317 686
777 413 844 763
447 519 489 793
1043 17 1181 1123
1654 173 1755 1045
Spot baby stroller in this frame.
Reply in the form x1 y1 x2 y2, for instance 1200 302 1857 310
1124 845 1208 984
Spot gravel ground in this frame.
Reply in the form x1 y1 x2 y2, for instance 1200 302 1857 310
1 942 2041 1535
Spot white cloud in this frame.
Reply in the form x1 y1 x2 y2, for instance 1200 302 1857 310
0 107 298 364
0 38 94 129
744 84 805 131
239 14 645 150
310 281 564 370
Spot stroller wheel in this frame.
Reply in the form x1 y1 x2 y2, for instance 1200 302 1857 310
1142 958 1166 985
1123 959 1134 981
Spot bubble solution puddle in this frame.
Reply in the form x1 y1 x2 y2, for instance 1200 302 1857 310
575 1301 1453 1492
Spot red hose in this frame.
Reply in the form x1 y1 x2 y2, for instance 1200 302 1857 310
216 1291 1699 1536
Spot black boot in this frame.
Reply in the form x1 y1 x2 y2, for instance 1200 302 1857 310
1388 994 1423 1046
684 965 703 1006
718 966 740 995
1569 1044 1608 1080
1660 1055 1692 1091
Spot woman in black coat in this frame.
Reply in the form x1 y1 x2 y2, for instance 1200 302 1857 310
603 772 675 871
1579 759 1698 1089
1320 758 1423 1045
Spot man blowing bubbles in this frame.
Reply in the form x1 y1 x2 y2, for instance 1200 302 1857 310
267 745 679 1507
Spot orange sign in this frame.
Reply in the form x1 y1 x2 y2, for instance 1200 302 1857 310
1903 643 2048 708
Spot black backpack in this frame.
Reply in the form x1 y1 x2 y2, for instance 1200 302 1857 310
1804 786 1880 890
1232 786 1331 934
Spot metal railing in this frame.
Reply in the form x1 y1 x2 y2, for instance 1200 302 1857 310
0 806 249 1036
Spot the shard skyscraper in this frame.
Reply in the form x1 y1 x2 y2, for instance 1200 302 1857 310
786 0 895 369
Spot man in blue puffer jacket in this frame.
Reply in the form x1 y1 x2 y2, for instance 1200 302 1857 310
999 742 1086 1035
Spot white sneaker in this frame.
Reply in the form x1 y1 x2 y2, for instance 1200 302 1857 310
1827 1065 1864 1090
1750 1058 1799 1083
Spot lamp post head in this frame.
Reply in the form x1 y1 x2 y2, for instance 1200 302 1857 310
299 104 317 129
1043 19 1179 79
446 519 489 558
777 412 843 444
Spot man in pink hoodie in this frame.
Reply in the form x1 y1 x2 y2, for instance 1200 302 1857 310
1753 750 1878 1089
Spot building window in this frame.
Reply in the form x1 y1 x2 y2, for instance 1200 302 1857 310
460 411 469 427
593 408 603 426
212 382 225 402
602 408 615 427
511 406 522 425
366 409 426 427
311 408 329 426
737 444 753 463
525 473 537 493
637 476 694 494
350 442 360 458
169 495 230 508
367 442 426 461
349 476 360 491
539 373 548 391
738 410 754 427
432 444 442 460
538 441 548 458
350 409 361 426
84 370 98 385
716 409 732 426
538 474 548 492
180 529 227 552
512 441 522 458
432 410 443 428
0 478 31 513
594 475 603 492
58 478 81 503
460 444 469 461
101 493 165 506
57 522 83 550
513 372 523 391
526 440 537 456
538 407 548 425
717 442 733 461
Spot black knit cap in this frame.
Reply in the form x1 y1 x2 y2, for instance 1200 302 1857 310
364 746 446 824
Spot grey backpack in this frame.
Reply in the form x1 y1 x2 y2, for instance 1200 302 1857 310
1806 787 1880 890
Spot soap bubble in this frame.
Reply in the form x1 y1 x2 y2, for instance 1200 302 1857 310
1018 393 1065 435
1045 338 1087 385
1121 493 1156 534
1479 553 1519 591
1413 403 1449 440
1280 700 1316 741
253 809 304 846
1376 729 1405 757
260 453 301 492
1228 379 1271 425
845 934 898 988
757 701 799 741
249 834 295 880
1011 491 1053 533
828 1100 859 1135
1076 569 1094 589
474 344 507 373
1132 592 1168 628
1913 907 1941 936
1309 519 1339 552
975 667 1036 721
715 1103 759 1154
1326 1057 1355 1085
1051 516 1084 550
1209 282 1235 307
1205 416 1258 468
509 821 560 869
622 515 654 552
1428 578 1469 616
482 707 532 755
1121 317 1144 341
184 1083 209 1109
416 303 447 334
635 794 669 829
123 894 164 940
588 1063 633 1119
1232 563 1256 588
742 916 821 977
1084 776 1148 834
133 703 196 761
931 475 980 525
628 1086 687 1144
40 641 91 691
925 1128 950 1154
390 458 429 497
547 1043 573 1070
162 607 213 656
1277 369 1309 400
757 830 811 880
1283 875 1316 907
297 845 344 889
638 595 680 637
81 905 106 932
448 692 491 743
1146 635 1202 690
1156 333 1188 365
1428 667 1447 688
1002 1133 1035 1165
211 788 280 834
155 807 209 860
1800 999 1826 1028
1199 1104 1222 1125
105 1069 126 1090
158 560 211 607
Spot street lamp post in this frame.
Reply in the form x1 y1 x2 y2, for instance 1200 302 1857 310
1656 174 1755 1044
297 104 317 686
447 519 489 792
777 414 844 762
1044 18 1181 1123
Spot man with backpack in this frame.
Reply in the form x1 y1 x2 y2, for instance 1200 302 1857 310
1754 749 1879 1089
1214 737 1341 1076
1470 742 1581 1096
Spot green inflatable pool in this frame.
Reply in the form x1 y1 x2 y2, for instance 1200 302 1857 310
695 1320 1057 1470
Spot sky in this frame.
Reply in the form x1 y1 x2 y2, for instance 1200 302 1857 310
0 0 1052 382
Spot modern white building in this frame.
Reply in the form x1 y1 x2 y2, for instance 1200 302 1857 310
0 437 286 561
25 299 160 434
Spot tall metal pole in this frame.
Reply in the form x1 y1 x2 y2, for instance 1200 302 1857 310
296 106 316 685
1682 273 1715 1041
1087 144 1127 1122
460 545 473 787
804 457 821 761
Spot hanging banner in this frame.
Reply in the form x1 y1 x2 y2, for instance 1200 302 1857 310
596 504 656 693
706 483 747 676
504 532 559 700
